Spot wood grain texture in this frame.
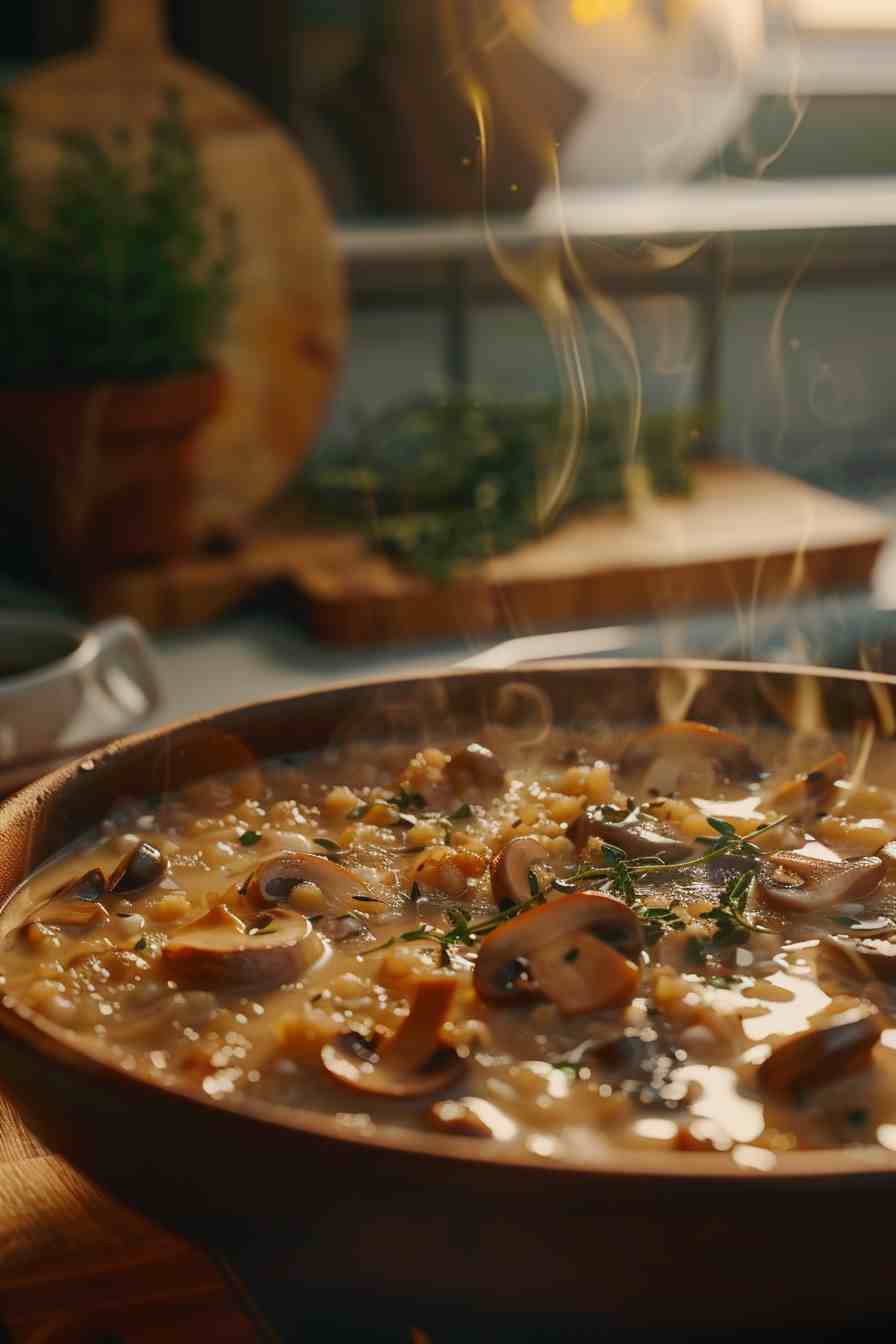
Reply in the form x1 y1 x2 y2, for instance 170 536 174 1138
0 1091 257 1343
84 464 890 643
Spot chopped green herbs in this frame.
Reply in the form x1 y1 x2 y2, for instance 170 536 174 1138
527 868 541 899
314 837 341 852
239 830 262 847
446 803 474 822
134 936 147 952
564 947 580 963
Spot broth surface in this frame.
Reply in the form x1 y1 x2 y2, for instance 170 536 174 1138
5 722 896 1168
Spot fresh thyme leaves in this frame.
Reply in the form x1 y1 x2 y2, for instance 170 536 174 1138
705 871 772 942
134 936 147 952
347 801 370 820
553 1061 581 1079
239 830 262 847
387 789 426 812
446 803 473 823
564 947 580 963
363 816 783 963
362 890 546 959
637 906 687 945
314 837 342 852
553 816 785 891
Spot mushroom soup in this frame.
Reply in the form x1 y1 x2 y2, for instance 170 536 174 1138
6 722 896 1165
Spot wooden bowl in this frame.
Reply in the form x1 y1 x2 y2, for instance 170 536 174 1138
2 660 896 1329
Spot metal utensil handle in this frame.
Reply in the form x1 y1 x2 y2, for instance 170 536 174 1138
458 625 636 671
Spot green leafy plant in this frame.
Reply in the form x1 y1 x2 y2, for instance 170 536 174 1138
300 393 704 582
0 88 237 385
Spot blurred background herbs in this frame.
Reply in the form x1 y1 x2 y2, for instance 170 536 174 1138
0 88 237 386
300 395 700 581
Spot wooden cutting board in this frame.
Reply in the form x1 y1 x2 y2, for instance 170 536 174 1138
0 1090 259 1343
84 464 890 644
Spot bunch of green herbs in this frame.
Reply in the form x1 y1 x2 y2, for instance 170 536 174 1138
0 88 237 385
300 394 704 582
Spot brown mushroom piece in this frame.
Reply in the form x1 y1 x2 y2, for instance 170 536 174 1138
473 890 642 1014
567 805 692 862
490 836 550 908
763 752 846 823
161 904 323 993
757 1005 884 1096
108 842 167 897
245 852 384 915
24 869 109 933
444 743 505 793
321 975 465 1098
825 936 896 984
621 721 759 796
756 851 883 913
429 1097 514 1139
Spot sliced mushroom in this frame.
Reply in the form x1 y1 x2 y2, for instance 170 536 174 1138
763 752 846 823
825 936 896 984
621 721 759 796
108 841 167 896
429 1097 513 1139
757 1005 884 1096
444 743 505 793
567 805 692 862
245 852 384 915
161 904 323 993
756 851 883 913
24 868 109 933
473 891 642 1014
490 836 549 908
321 975 464 1098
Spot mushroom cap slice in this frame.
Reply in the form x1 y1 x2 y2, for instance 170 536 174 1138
108 842 167 897
24 869 109 932
756 851 884 913
826 936 896 984
473 890 642 1014
567 805 692 862
445 743 505 793
321 975 465 1098
763 752 846 823
621 721 759 795
757 1005 884 1096
490 836 549 908
161 904 323 993
429 1098 514 1139
245 851 384 915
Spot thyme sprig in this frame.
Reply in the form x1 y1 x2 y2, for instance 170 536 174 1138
360 815 783 963
361 882 547 960
552 815 786 892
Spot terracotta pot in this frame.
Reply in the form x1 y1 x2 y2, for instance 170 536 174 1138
6 0 345 546
0 368 222 584
2 660 896 1328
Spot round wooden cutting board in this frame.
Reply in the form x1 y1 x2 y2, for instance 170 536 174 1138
6 0 345 545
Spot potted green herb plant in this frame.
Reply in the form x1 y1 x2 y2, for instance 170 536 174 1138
0 88 237 583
